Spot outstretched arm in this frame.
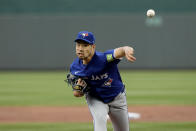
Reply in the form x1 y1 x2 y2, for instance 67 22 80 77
114 46 136 62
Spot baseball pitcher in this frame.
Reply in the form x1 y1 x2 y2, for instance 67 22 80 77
66 31 136 131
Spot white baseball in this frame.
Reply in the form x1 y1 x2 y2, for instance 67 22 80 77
147 9 155 18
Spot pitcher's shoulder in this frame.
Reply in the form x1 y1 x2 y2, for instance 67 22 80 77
70 58 80 69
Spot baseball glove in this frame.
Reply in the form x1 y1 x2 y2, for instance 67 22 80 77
65 73 90 93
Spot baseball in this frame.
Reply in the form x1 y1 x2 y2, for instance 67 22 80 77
147 9 155 18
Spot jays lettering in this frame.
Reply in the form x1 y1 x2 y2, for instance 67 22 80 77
91 73 108 80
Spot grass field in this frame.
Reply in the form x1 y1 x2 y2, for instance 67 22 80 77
0 70 196 106
0 122 196 131
0 70 196 131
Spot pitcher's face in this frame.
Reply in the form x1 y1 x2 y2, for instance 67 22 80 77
76 41 95 60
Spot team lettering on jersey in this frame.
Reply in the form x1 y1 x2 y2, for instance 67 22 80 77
91 73 108 80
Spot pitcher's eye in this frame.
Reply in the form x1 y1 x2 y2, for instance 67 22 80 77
84 44 89 47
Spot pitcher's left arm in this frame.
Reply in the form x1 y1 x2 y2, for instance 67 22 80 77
114 46 136 62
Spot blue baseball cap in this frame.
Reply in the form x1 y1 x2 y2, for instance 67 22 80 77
74 31 95 44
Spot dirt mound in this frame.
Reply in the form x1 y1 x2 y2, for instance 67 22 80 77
0 106 196 123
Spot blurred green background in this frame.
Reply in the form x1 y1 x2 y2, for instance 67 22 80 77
0 0 196 130
0 70 196 131
0 0 196 69
1 122 196 131
0 70 196 106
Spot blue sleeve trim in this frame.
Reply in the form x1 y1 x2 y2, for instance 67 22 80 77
104 49 121 63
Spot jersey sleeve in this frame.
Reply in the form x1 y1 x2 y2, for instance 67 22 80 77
104 49 121 64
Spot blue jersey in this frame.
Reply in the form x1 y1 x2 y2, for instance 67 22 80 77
70 49 124 103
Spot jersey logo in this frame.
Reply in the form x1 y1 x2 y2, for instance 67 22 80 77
106 54 114 62
103 78 113 87
74 71 80 75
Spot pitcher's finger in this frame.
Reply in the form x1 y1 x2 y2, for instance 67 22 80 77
77 78 82 84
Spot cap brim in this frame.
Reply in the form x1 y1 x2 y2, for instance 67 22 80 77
74 39 93 44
